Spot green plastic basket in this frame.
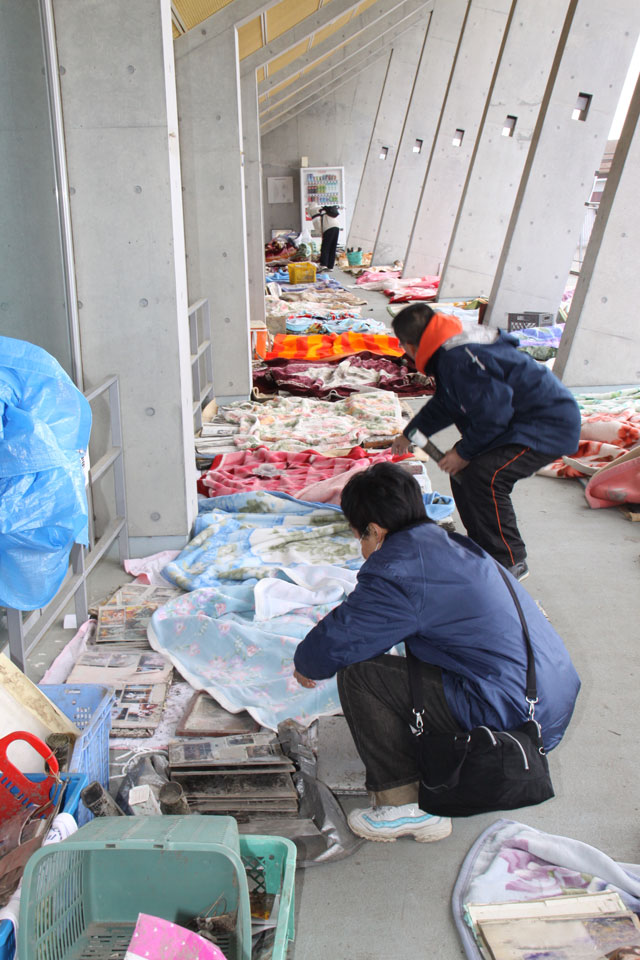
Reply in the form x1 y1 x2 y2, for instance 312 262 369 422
346 250 362 266
18 816 296 960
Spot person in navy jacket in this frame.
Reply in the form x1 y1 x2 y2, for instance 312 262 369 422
294 463 580 843
391 304 581 580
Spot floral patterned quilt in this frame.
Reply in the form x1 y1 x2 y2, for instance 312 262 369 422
152 495 365 728
217 390 404 451
161 491 362 593
539 388 640 479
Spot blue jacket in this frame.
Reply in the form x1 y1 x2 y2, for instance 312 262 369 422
406 321 581 461
294 523 580 750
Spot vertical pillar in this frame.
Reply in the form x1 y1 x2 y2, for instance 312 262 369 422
554 76 640 386
484 0 640 327
372 0 469 267
346 24 429 253
176 24 252 403
403 0 514 279
53 0 197 551
438 0 572 299
241 69 266 325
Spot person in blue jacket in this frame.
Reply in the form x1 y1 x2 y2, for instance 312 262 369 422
391 304 581 580
293 463 580 843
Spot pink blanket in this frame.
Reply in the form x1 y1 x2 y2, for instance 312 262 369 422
198 446 411 503
539 397 640 508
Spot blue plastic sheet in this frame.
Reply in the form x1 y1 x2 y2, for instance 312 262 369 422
0 336 92 610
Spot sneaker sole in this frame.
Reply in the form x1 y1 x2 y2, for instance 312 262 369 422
348 820 453 843
517 570 530 582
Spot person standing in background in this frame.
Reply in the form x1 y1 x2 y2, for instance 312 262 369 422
308 203 340 270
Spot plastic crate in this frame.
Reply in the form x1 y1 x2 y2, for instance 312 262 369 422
507 311 555 331
0 773 88 960
39 684 114 826
0 921 14 960
240 834 296 957
287 261 316 283
25 772 88 819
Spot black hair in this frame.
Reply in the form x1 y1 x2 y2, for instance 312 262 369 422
392 302 435 347
340 462 430 537
321 205 339 218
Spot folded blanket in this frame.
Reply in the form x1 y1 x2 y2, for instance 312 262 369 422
265 332 405 361
197 446 416 501
285 315 387 335
382 275 440 302
539 389 640 507
253 352 434 399
215 390 403 452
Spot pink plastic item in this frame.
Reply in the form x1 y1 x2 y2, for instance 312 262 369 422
124 914 228 960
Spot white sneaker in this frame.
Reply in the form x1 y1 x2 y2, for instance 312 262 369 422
347 803 452 843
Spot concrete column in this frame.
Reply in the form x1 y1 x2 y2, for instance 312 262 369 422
372 0 469 265
439 0 572 299
176 25 252 403
53 0 197 552
554 77 640 387
241 70 266 326
403 0 513 278
484 0 640 327
346 23 430 253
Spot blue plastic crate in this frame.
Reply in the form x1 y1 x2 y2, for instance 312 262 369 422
26 771 88 818
0 920 14 960
0 773 88 960
38 684 114 826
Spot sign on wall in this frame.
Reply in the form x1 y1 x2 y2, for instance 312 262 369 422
267 176 294 204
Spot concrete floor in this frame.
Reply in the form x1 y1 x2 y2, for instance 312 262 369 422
22 267 640 959
288 268 640 959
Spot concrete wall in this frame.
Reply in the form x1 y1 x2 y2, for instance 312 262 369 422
372 0 469 266
0 0 73 375
555 75 640 387
439 0 572 299
346 26 429 253
260 59 389 240
485 0 640 327
403 0 514 278
53 0 197 552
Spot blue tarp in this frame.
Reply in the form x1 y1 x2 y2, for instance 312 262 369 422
0 336 91 610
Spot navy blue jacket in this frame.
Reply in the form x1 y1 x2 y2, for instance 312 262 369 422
294 523 580 750
406 327 581 461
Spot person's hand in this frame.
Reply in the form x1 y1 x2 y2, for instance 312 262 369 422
438 448 469 476
391 434 412 455
294 669 316 689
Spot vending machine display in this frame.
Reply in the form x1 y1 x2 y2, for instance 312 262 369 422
300 166 346 240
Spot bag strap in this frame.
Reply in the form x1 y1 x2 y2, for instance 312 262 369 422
406 564 539 735
494 564 538 710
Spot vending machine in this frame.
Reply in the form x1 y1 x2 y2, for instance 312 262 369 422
300 166 346 242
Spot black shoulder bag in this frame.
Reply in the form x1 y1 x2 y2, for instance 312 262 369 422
407 566 554 817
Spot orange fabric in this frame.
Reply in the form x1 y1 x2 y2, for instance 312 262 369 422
414 313 463 373
265 332 405 362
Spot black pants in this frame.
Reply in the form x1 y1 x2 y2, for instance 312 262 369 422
337 655 461 793
320 227 339 269
450 444 554 567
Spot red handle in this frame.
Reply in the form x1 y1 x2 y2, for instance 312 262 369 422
0 731 59 797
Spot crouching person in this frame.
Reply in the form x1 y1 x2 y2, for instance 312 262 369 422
293 462 580 843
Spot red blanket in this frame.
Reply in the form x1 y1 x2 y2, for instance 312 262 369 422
198 446 412 503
